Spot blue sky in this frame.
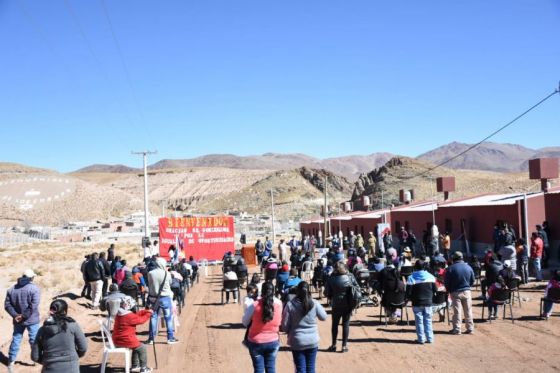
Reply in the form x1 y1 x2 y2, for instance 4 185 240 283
0 0 559 172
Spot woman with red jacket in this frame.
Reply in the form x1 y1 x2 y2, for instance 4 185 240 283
112 296 153 373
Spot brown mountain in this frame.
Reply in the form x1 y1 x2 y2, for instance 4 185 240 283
416 141 554 172
148 152 394 180
74 164 140 173
351 156 540 210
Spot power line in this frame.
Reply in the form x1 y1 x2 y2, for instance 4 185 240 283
405 84 560 181
99 0 155 147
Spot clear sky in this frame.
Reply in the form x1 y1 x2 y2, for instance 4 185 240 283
1 0 559 172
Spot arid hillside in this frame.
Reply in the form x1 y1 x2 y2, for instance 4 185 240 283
351 157 545 209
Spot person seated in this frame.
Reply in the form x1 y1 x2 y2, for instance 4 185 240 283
223 266 239 303
432 268 448 322
486 276 507 320
499 260 520 286
481 254 503 299
235 256 248 277
542 269 560 319
100 284 126 325
111 296 153 373
349 256 363 273
369 257 385 272
379 263 405 323
276 262 290 292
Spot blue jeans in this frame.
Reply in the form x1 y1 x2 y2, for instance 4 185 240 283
413 306 433 343
9 323 40 362
149 296 175 340
292 347 318 373
247 340 279 373
531 257 543 281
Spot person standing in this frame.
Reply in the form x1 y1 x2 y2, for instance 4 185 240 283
107 243 115 262
444 251 475 335
406 260 437 344
242 281 282 373
442 232 451 260
281 281 327 373
99 252 111 298
516 238 529 284
530 232 544 281
4 269 41 372
146 258 178 344
84 252 106 309
536 224 550 268
80 255 91 299
31 299 87 373
367 232 377 258
324 262 357 352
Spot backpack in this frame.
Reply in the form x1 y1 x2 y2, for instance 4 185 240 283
346 275 362 309
171 276 181 289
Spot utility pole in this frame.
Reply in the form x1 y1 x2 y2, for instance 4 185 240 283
132 150 157 242
270 189 275 245
323 175 328 247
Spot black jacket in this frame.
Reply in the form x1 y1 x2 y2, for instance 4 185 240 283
485 261 503 284
84 260 105 282
406 271 437 307
119 279 139 300
99 258 111 279
324 273 358 310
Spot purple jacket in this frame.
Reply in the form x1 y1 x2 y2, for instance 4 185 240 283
4 277 41 326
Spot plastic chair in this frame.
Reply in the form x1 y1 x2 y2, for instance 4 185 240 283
482 288 514 323
99 319 131 373
540 287 560 320
432 291 450 325
302 261 314 283
507 278 522 308
221 280 240 304
379 292 409 326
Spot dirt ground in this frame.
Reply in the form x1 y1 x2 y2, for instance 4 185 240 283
1 244 559 373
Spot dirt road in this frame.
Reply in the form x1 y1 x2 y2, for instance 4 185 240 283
4 265 559 373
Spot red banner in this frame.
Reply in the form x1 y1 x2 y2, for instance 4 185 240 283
158 216 235 261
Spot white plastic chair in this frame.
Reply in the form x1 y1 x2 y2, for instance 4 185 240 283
99 319 131 373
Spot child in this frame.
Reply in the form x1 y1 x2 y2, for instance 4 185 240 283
243 283 259 312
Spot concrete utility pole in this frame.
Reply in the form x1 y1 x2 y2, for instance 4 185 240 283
132 150 157 240
270 189 275 245
323 175 328 247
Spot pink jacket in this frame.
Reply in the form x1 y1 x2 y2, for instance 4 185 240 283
245 298 282 344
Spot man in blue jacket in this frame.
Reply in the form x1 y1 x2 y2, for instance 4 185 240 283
4 269 41 372
445 251 475 335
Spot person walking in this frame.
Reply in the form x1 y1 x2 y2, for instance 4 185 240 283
242 281 282 373
4 269 41 372
324 262 357 352
31 299 87 373
281 281 327 373
406 260 437 344
444 251 475 335
84 252 106 309
146 258 178 345
112 296 153 373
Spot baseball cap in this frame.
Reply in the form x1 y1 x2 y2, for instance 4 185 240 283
23 269 36 278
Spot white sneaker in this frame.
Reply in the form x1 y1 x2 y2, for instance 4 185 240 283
233 299 238 303
8 362 15 373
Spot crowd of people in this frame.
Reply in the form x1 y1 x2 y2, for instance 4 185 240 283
238 223 559 372
3 220 558 373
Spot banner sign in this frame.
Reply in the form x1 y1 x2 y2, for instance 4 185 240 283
158 216 235 261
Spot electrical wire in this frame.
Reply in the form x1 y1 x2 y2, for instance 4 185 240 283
98 0 156 148
404 85 560 181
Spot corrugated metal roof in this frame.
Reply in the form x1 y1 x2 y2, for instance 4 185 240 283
440 192 542 207
392 202 438 212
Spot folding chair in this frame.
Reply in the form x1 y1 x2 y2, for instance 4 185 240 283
433 291 450 325
507 278 522 308
481 288 514 324
99 319 131 373
540 287 560 320
221 280 240 304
